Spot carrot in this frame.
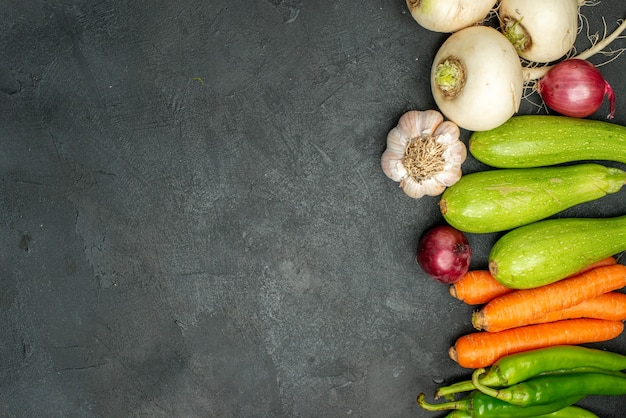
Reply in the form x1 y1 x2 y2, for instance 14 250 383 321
529 291 626 325
472 264 626 332
450 270 512 305
450 318 624 369
450 256 617 306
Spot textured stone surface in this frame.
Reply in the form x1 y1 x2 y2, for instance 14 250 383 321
1 1 625 416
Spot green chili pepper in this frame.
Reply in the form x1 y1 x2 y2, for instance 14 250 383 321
472 369 626 407
444 411 471 418
442 405 598 418
435 345 626 398
534 406 599 417
417 390 582 417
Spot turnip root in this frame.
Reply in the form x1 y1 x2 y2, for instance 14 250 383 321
430 26 524 132
406 0 498 33
499 0 581 63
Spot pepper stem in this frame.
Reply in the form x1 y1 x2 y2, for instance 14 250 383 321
471 368 511 401
416 393 470 412
434 380 476 399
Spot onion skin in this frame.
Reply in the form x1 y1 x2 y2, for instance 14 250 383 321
537 59 616 119
416 225 472 284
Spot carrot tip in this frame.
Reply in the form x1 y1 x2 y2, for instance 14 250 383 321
449 285 458 299
448 346 458 363
471 311 485 331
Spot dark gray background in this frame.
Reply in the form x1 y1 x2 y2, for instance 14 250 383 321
1 1 626 417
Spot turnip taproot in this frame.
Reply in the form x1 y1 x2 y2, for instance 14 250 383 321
406 0 497 33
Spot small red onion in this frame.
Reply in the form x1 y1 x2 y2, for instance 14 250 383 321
537 59 616 119
416 225 472 284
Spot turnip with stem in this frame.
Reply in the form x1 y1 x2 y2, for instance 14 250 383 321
406 0 498 33
430 18 626 131
499 0 584 63
431 26 524 132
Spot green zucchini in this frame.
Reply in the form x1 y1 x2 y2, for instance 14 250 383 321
489 215 626 289
439 163 626 233
470 115 626 168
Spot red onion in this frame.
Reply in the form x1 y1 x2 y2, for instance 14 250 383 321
416 225 472 284
537 59 615 119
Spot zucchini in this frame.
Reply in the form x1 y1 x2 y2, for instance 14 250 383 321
439 163 626 233
489 215 626 289
470 115 626 168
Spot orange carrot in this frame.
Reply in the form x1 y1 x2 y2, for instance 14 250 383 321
529 291 626 325
450 270 512 305
472 264 626 332
450 256 618 306
450 318 624 369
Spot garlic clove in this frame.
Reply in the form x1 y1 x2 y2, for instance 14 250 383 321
397 109 443 139
401 176 447 198
434 166 463 187
381 128 409 181
381 155 408 182
401 177 427 199
386 126 410 150
443 141 468 165
422 177 448 196
433 120 461 144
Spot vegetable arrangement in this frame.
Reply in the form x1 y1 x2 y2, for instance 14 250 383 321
378 2 626 416
422 1 626 131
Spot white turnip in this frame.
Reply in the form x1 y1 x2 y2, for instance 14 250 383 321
499 0 582 63
406 0 497 33
430 26 524 132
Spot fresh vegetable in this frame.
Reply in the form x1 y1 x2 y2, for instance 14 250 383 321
436 345 626 399
441 405 599 418
430 26 524 132
406 0 497 33
498 0 581 63
449 257 617 305
439 163 626 233
528 292 626 326
449 319 624 368
489 215 626 289
431 20 626 131
472 369 626 407
526 406 599 418
440 405 599 418
450 270 512 305
537 59 616 119
417 390 583 417
380 110 466 198
472 264 626 332
416 225 472 284
469 115 626 168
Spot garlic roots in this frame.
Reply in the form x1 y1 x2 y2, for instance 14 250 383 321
381 110 467 199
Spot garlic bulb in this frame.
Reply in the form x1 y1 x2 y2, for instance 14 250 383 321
381 110 467 199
